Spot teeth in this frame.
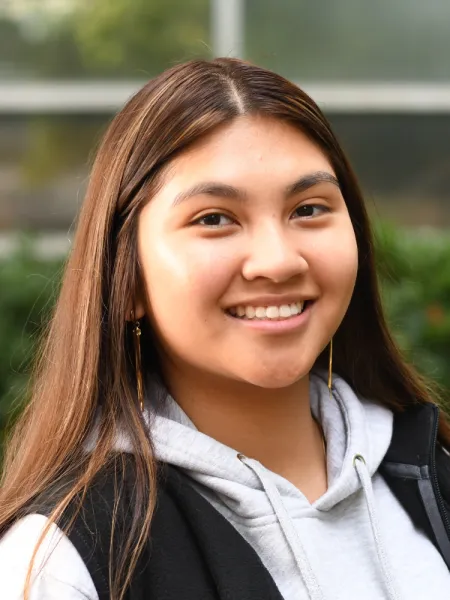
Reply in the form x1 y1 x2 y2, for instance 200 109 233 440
279 305 291 318
245 306 256 319
231 301 305 320
255 307 266 318
266 306 279 319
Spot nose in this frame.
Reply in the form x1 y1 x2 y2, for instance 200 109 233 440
241 223 309 283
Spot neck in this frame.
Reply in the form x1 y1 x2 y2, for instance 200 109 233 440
163 367 328 501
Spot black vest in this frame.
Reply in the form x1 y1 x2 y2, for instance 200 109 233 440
58 403 450 600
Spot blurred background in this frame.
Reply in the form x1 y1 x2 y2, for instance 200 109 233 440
1 0 450 449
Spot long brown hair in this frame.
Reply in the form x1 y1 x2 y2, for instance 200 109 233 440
1 58 449 600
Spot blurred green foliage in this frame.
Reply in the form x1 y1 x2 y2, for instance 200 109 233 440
1 224 450 454
0 240 62 451
0 0 210 79
375 223 450 402
73 0 210 77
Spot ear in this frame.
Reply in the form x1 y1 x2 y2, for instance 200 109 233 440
126 287 146 321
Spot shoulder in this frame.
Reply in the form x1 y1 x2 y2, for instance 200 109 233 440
0 513 98 600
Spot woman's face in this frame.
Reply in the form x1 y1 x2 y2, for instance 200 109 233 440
137 115 358 389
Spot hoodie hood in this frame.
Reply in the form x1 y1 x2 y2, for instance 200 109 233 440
136 370 393 515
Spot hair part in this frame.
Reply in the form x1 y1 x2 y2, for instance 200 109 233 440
1 57 448 600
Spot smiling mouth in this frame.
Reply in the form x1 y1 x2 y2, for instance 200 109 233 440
226 301 313 321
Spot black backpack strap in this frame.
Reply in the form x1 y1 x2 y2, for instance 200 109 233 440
164 466 284 600
381 403 450 569
436 443 450 512
63 469 118 600
55 455 145 600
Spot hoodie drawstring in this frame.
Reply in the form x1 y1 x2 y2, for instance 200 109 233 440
238 454 326 600
353 455 401 600
238 453 402 600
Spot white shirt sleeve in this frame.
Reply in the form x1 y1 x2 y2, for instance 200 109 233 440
0 513 99 600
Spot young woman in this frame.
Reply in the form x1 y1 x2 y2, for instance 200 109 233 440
0 58 449 600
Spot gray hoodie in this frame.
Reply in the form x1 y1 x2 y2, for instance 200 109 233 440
1 371 449 599
117 370 450 600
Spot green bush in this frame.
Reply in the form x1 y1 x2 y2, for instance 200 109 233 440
0 239 63 452
1 225 449 453
375 223 450 405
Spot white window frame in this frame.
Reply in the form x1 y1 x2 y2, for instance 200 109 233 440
2 81 450 114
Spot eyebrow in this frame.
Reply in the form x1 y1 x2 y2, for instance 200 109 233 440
171 170 340 207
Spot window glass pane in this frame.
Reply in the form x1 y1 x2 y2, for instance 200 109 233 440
246 0 450 81
329 113 450 226
0 115 107 230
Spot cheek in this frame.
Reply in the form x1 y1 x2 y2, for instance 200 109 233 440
309 227 358 300
140 235 237 315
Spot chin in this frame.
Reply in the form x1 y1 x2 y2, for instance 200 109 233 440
236 363 311 390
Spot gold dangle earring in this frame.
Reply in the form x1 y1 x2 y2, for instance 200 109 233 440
328 337 333 399
131 310 144 412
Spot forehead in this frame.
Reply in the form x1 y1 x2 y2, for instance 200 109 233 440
162 115 335 188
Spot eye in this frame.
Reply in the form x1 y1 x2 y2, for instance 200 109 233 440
292 204 329 219
192 212 235 227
